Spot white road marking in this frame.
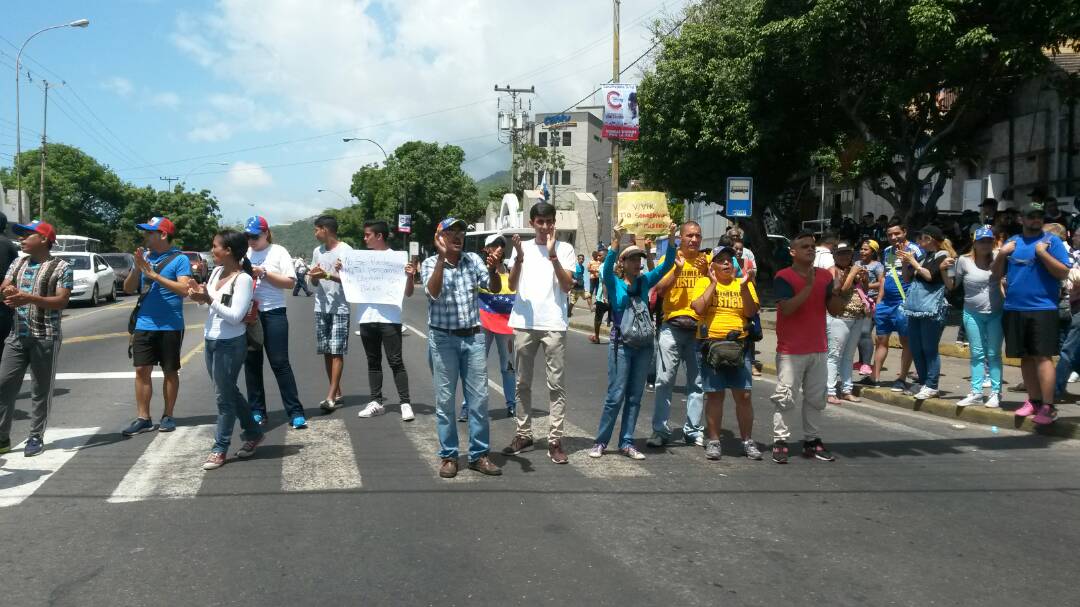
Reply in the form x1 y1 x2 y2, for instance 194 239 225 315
0 427 99 508
399 410 481 482
24 371 164 381
282 419 363 492
403 323 427 338
107 424 215 503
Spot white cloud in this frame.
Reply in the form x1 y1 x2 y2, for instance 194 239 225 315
103 76 135 97
187 122 234 142
148 91 181 109
225 161 274 189
170 0 678 176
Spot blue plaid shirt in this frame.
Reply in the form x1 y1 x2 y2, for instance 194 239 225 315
421 252 490 330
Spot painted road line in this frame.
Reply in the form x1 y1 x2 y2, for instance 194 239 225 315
0 427 99 508
22 371 164 381
63 301 134 321
107 424 215 503
282 418 363 492
66 323 204 345
179 340 206 369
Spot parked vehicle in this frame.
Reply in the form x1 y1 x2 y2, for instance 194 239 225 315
54 252 116 306
101 252 136 294
184 251 209 283
199 251 216 274
54 235 101 253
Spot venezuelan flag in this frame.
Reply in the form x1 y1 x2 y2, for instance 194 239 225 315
478 288 515 335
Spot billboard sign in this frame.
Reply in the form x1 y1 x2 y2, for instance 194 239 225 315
397 214 412 233
601 83 639 141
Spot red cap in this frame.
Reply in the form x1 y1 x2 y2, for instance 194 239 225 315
12 220 57 244
136 216 176 235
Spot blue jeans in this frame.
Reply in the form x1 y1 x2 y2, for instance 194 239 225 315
596 340 653 449
907 316 945 390
1055 310 1080 397
963 309 1003 395
651 323 704 440
207 336 263 453
460 330 516 415
245 307 305 419
429 328 490 461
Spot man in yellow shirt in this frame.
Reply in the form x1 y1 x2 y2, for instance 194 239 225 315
647 221 709 448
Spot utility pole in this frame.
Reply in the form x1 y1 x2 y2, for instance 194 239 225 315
160 176 179 191
38 80 51 219
495 84 535 195
610 0 621 227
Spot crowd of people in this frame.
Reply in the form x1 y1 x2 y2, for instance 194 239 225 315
0 193 1075 476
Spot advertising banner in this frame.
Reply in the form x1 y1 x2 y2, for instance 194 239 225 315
601 83 639 141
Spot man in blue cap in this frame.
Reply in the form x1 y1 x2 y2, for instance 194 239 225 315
122 216 192 437
420 217 502 478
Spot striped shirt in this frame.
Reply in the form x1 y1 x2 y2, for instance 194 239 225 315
5 256 73 340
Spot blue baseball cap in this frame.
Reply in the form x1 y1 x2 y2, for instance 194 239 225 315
245 215 270 236
974 225 994 241
136 216 175 235
437 217 467 232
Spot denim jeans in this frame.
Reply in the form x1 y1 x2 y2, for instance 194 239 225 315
857 316 874 366
596 340 653 449
429 328 490 461
459 330 516 415
1055 310 1080 397
963 309 1003 395
651 323 704 440
292 271 312 296
245 307 305 419
907 316 945 390
207 335 263 453
826 316 867 395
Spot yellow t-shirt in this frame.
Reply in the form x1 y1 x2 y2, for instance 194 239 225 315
661 250 712 321
695 277 758 340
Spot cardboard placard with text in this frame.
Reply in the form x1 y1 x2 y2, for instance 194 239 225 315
616 191 672 237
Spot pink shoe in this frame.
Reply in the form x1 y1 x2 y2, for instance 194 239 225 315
858 364 873 376
1032 404 1058 425
1014 401 1037 417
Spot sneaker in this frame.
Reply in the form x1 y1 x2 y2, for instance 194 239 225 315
956 393 983 407
802 438 835 462
742 439 763 460
439 458 458 478
620 446 646 460
913 386 939 400
858 364 873 376
502 436 534 455
1069 372 1080 383
290 416 307 429
468 456 502 476
645 432 668 448
357 401 385 418
400 403 415 422
704 440 722 460
0 438 10 455
983 378 993 388
236 435 264 458
202 451 226 470
1014 400 1037 417
121 417 155 437
587 443 605 458
984 393 1001 409
771 440 789 464
319 399 338 413
827 395 843 405
548 440 568 464
646 383 655 392
1032 404 1058 425
23 436 44 457
855 376 876 386
890 379 908 393
158 416 177 432
905 383 922 396
685 433 705 448
253 411 266 426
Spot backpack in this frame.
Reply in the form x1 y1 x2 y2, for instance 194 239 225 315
618 281 655 349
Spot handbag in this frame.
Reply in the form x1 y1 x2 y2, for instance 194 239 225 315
855 286 876 315
748 313 763 342
702 338 746 370
244 299 263 350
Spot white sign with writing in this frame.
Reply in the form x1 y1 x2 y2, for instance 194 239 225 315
340 249 408 306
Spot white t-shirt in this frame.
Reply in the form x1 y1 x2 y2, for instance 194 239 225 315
509 239 576 331
203 268 255 341
311 241 354 314
248 243 294 311
813 246 835 270
356 248 403 325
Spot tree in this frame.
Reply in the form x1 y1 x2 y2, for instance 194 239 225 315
347 141 479 246
756 0 1080 219
114 185 222 252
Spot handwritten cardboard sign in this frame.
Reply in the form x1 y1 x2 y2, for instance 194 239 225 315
617 191 672 237
340 249 408 306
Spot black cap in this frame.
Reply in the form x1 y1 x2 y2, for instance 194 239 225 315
920 225 945 241
1021 201 1045 217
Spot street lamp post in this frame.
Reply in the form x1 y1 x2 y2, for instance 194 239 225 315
181 161 230 185
317 188 350 205
14 18 89 223
342 137 408 248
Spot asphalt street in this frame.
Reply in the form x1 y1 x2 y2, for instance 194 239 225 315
1 292 1078 606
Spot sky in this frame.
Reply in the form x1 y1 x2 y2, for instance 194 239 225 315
0 0 682 225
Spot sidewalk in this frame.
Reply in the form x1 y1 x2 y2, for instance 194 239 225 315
566 301 1080 440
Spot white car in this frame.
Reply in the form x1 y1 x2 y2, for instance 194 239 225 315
55 252 117 306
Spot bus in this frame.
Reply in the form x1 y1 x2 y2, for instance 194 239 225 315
54 235 102 253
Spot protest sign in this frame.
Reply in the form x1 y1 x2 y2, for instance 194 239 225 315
340 249 408 305
616 191 672 237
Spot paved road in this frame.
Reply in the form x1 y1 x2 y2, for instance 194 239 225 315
2 293 1079 606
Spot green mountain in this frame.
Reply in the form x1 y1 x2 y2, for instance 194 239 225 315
476 169 509 204
270 217 319 259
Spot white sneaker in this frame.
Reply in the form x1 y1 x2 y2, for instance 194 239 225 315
984 393 1001 409
956 393 983 407
905 383 922 396
983 378 992 388
1070 372 1080 383
913 386 939 400
400 403 415 422
357 401 386 418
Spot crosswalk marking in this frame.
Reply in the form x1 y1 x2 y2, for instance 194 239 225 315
107 424 215 503
400 411 482 482
282 419 363 491
0 427 99 508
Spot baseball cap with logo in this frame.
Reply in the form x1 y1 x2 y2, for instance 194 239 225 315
245 215 270 236
438 217 467 232
974 225 995 241
1021 202 1045 217
136 216 176 235
12 219 56 244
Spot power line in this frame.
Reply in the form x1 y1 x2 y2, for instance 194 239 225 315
64 84 161 171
